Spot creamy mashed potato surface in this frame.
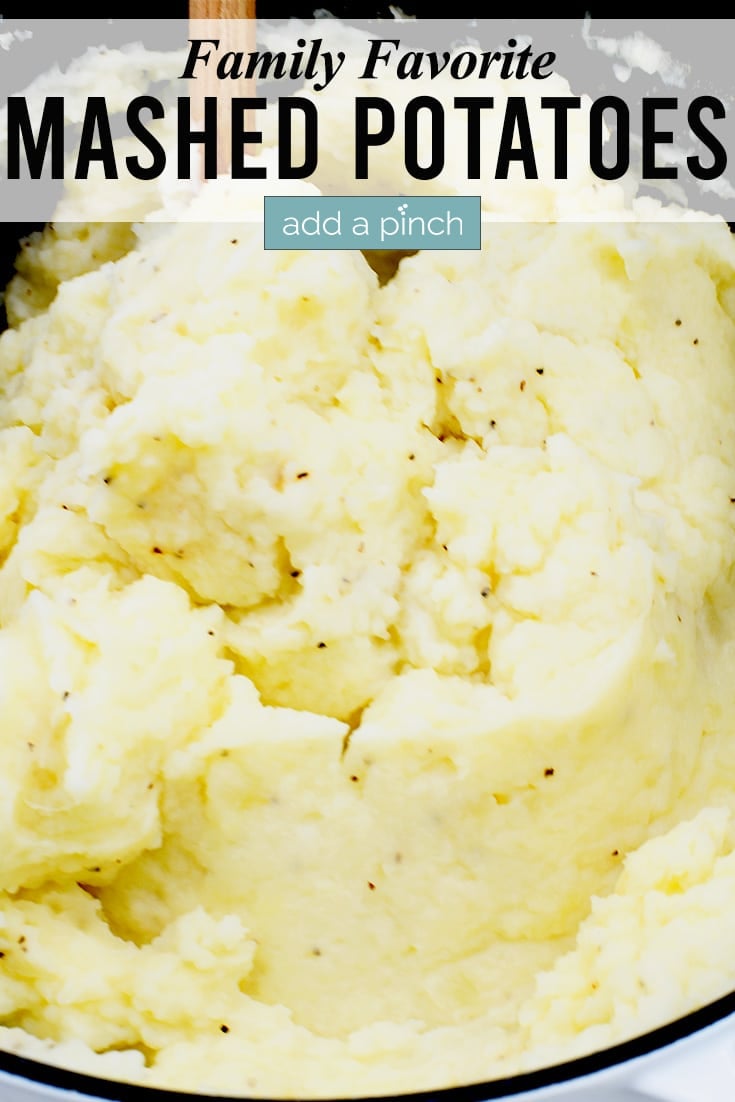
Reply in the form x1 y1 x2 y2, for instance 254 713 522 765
2 214 735 1097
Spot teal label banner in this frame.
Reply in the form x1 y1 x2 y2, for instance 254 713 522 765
264 195 481 250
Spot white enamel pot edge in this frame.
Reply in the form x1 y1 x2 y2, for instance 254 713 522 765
1 1002 735 1102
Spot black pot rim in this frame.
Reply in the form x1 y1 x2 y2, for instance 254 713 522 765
1 988 735 1102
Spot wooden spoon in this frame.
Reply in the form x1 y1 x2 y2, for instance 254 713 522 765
189 0 256 177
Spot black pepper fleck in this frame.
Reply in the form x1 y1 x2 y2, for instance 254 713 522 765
152 547 163 555
544 768 555 777
480 587 490 598
520 380 526 392
368 881 376 891
317 641 327 649
220 1025 230 1033
675 319 682 326
290 569 301 578
535 368 544 375
296 471 309 479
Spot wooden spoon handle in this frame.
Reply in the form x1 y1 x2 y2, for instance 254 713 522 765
189 0 256 176
190 0 255 20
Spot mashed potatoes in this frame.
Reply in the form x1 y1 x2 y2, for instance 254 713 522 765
2 211 735 1097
